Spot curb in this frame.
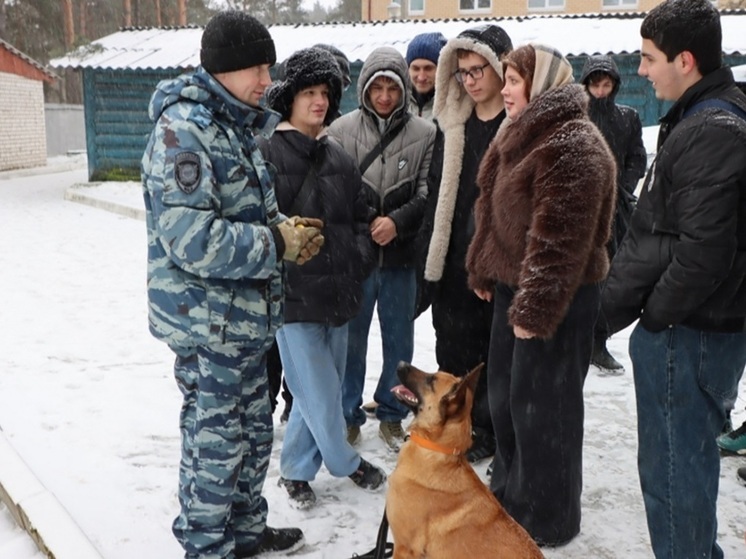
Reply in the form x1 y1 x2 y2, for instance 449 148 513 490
0 431 102 559
0 159 87 181
64 187 145 221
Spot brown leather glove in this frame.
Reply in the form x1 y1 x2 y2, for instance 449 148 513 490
274 216 325 265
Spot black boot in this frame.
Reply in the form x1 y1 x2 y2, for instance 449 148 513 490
591 338 624 373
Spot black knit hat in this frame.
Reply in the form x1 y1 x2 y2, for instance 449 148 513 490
200 10 276 74
457 24 513 60
313 44 351 89
266 47 343 126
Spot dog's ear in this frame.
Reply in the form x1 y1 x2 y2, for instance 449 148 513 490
443 364 483 418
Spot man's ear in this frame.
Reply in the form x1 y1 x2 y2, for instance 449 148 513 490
679 50 699 76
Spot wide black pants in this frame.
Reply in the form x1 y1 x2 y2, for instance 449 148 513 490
488 282 599 545
431 274 493 434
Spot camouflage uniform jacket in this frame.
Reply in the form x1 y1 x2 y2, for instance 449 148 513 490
142 66 284 350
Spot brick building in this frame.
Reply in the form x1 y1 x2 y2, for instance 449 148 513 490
0 39 56 172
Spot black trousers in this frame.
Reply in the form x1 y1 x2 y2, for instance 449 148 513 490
431 276 494 435
488 282 599 545
267 340 292 414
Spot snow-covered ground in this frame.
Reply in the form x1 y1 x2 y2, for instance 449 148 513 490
1 159 746 558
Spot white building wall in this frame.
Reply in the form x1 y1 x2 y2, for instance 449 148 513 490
0 72 47 171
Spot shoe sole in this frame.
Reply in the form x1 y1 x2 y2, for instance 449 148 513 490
247 536 306 557
362 403 378 417
718 447 746 457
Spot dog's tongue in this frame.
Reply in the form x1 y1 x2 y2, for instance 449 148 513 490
391 384 417 404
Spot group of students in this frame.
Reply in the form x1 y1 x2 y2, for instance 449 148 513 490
140 0 746 557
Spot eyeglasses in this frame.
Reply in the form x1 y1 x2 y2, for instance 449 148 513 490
453 63 491 84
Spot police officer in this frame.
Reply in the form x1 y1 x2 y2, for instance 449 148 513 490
141 10 323 558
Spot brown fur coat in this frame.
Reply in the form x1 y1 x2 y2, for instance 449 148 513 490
466 83 616 339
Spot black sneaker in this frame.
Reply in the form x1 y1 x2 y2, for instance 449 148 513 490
738 467 746 487
466 429 496 464
237 526 305 557
349 457 386 491
591 342 624 373
278 477 317 510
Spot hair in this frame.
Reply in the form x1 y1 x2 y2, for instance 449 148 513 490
502 45 535 101
587 71 612 86
640 0 722 75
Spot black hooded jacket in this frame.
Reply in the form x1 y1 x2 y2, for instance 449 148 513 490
580 56 648 197
602 67 746 334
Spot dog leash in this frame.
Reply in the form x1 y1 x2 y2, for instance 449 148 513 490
350 508 393 559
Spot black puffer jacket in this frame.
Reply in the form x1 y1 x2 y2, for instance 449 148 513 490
258 125 376 325
602 67 746 334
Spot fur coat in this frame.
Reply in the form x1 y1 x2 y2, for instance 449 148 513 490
466 83 616 339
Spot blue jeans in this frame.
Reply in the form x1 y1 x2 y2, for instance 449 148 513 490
630 323 746 559
343 266 414 426
276 322 360 480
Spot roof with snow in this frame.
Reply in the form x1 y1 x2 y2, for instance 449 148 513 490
1 38 57 81
49 10 746 71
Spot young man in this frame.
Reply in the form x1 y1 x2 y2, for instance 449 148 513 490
601 1 746 557
141 11 324 558
259 46 385 509
329 46 436 452
417 24 513 464
406 32 447 119
580 55 647 373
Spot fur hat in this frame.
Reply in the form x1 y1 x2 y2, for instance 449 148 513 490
457 25 513 63
266 47 343 126
200 10 276 74
313 44 352 89
406 32 447 66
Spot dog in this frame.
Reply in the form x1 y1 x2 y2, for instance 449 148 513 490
386 362 544 559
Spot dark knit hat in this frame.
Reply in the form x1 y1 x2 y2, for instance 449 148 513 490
266 47 343 126
457 24 513 60
406 32 447 66
313 44 352 89
200 10 276 74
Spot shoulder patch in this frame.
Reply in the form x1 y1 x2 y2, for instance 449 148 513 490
175 152 201 194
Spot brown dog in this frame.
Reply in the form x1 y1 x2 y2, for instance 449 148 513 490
386 362 544 559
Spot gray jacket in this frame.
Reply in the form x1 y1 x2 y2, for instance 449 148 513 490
328 46 436 268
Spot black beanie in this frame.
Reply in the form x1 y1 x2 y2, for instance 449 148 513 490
457 24 513 60
266 47 343 126
200 10 276 74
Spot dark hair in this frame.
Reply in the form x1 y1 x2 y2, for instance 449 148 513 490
503 45 535 101
640 0 721 75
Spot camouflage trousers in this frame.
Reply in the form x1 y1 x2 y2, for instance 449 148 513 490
170 344 273 559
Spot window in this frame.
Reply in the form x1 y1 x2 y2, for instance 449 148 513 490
527 0 564 10
459 0 492 11
602 0 638 8
409 0 425 14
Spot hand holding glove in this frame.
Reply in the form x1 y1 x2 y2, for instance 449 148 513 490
273 216 325 265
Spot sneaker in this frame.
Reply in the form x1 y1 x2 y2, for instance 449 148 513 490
718 422 746 456
347 424 361 446
237 526 305 557
277 477 316 510
349 457 386 491
362 401 378 417
279 402 291 424
738 467 746 486
379 420 406 452
591 342 624 373
466 429 496 464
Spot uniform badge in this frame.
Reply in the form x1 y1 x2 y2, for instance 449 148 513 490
175 152 201 194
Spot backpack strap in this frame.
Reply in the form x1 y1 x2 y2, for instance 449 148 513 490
683 98 746 122
359 113 411 176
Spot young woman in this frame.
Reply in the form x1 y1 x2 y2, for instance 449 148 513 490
258 47 385 509
466 43 616 546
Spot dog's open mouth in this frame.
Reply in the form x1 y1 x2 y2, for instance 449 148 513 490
391 384 419 410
